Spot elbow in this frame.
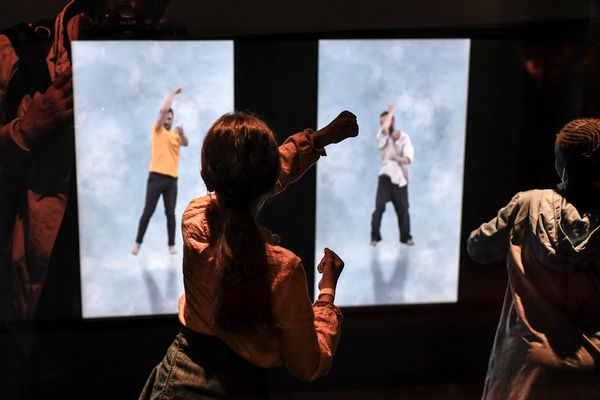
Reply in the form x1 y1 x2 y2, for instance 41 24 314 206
466 239 483 262
288 354 332 382
466 237 485 262
293 363 330 382
302 373 323 383
294 372 319 383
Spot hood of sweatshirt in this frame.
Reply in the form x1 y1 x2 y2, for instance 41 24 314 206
527 189 600 273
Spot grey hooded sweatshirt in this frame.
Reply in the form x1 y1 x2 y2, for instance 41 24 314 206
468 189 600 399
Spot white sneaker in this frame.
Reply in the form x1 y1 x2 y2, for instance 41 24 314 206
169 246 177 255
131 243 141 255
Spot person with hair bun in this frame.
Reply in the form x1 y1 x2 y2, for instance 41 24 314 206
468 119 600 399
140 110 358 399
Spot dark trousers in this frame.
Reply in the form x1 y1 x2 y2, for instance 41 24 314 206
371 175 412 243
136 172 178 246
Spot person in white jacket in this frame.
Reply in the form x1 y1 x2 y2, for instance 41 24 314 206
468 118 600 399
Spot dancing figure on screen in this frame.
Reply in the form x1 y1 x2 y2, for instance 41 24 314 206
370 104 415 246
132 86 188 255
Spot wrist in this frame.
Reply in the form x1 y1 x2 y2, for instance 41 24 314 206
318 294 334 303
312 129 327 149
317 287 335 303
319 278 337 290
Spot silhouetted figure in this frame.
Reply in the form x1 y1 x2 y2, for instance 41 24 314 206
468 119 600 399
132 86 188 256
140 110 358 399
371 103 415 246
0 1 176 398
0 0 177 324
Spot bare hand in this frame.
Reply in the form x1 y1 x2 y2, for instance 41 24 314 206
174 86 182 94
175 124 184 134
317 248 344 290
20 71 73 146
388 103 397 115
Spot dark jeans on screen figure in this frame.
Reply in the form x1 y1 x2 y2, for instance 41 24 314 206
371 174 412 243
136 172 178 246
139 325 271 400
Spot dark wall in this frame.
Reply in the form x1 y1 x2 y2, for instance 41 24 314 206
0 0 594 35
234 39 319 292
1 1 599 399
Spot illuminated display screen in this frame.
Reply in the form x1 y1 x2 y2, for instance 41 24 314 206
316 39 470 306
73 41 233 318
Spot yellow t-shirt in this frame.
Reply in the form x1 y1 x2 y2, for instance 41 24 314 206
148 122 181 178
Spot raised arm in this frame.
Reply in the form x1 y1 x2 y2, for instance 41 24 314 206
376 128 388 150
377 104 396 150
380 103 396 132
273 110 358 195
154 86 181 131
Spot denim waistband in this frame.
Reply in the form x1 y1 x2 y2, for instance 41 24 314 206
179 324 228 349
178 324 269 376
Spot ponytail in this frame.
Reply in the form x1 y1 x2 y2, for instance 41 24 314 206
207 201 273 332
201 112 280 332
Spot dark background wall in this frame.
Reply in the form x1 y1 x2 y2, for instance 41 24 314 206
1 1 599 398
0 0 594 37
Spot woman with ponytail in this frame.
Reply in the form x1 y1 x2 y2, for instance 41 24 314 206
140 110 358 399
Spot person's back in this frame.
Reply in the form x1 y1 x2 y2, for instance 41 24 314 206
141 110 358 399
468 119 600 399
180 193 341 379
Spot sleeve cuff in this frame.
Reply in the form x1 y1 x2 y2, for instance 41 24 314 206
10 119 31 152
297 129 327 157
314 300 343 324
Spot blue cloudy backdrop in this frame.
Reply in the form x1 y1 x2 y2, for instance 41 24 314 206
316 39 470 306
73 41 233 318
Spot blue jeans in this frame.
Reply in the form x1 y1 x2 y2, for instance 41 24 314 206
139 326 271 399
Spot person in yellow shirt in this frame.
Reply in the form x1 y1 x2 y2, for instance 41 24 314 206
132 86 188 255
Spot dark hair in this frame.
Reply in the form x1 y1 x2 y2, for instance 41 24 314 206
556 118 600 182
201 112 280 332
167 108 174 118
